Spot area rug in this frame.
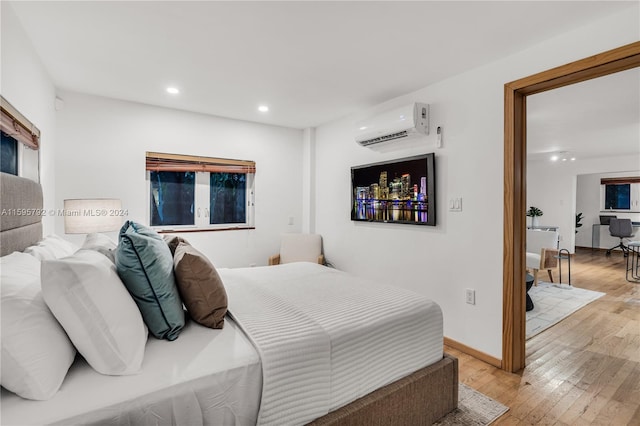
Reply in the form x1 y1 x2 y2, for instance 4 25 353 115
526 281 605 340
433 383 509 425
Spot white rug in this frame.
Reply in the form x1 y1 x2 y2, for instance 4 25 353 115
433 383 509 425
526 281 605 340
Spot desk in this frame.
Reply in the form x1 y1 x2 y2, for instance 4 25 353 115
592 223 640 250
627 241 640 282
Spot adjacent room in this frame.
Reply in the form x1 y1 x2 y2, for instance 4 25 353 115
1 1 639 425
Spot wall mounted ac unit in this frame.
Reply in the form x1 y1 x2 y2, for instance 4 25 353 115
354 102 429 147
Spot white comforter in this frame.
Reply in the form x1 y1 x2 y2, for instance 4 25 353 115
221 262 443 426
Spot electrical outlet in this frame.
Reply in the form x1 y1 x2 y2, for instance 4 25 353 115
465 289 475 305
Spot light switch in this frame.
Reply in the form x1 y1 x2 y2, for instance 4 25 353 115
449 197 462 212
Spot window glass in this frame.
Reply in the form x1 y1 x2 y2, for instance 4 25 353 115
1 132 18 175
150 171 195 226
604 184 630 210
210 172 246 224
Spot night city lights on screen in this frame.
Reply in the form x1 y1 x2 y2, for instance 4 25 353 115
351 153 436 226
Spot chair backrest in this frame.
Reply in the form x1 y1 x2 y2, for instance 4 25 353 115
609 218 634 238
279 233 322 264
526 229 559 255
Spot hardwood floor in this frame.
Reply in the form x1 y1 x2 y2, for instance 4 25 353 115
445 248 640 425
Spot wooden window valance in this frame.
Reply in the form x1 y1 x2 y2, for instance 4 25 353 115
145 151 256 174
601 177 640 185
0 96 40 150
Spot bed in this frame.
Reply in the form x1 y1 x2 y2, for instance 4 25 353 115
0 172 458 426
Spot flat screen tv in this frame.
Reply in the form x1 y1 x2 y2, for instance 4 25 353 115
351 153 436 226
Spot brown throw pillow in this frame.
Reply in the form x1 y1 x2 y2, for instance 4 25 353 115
163 235 190 256
173 242 227 329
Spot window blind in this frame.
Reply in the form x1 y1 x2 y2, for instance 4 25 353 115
1 96 40 150
145 152 256 174
601 177 640 185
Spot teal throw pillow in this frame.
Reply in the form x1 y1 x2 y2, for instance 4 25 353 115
115 221 185 340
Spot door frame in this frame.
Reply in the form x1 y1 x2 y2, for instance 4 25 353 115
502 41 640 373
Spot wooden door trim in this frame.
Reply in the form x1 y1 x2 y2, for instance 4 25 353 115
502 41 640 373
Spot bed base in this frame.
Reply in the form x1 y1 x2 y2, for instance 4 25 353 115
308 354 458 426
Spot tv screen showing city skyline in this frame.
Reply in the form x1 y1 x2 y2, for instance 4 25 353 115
351 153 435 226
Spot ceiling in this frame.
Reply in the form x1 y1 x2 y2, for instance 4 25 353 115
527 67 640 162
1 1 640 159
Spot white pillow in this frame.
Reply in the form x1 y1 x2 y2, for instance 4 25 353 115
41 249 148 375
0 252 76 400
82 232 117 263
24 234 79 261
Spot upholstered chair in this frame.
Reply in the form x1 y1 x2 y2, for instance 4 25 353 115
526 229 559 286
268 233 324 266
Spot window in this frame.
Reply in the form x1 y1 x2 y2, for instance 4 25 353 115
150 171 195 226
1 95 41 179
1 132 18 175
146 152 255 231
604 184 630 210
601 177 640 211
210 172 246 224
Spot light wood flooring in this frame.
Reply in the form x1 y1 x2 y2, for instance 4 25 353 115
445 248 640 425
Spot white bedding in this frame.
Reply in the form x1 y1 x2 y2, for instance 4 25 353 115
221 262 443 426
2 262 443 426
1 320 262 426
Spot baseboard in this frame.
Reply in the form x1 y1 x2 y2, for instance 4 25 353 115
443 337 502 369
576 246 603 252
575 246 625 254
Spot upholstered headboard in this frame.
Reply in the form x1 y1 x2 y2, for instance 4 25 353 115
0 172 43 256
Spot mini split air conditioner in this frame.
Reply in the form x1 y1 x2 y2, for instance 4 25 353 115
354 102 429 147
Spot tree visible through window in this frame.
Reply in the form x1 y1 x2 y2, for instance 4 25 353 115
210 173 246 224
150 171 195 226
1 132 18 175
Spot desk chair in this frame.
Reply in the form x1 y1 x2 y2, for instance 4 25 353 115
606 218 635 257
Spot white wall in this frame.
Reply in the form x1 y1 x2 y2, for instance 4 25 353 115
313 6 639 359
575 169 640 248
1 3 57 233
55 91 304 267
528 156 640 252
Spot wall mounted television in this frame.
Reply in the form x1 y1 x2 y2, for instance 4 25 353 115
351 153 436 226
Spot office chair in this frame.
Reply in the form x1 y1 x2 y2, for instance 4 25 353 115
606 218 635 257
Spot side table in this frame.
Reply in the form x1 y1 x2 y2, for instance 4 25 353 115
554 249 571 287
627 241 640 283
525 273 534 311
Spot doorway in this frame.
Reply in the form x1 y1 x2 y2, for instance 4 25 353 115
502 41 640 373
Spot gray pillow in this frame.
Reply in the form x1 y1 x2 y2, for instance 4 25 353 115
115 221 185 340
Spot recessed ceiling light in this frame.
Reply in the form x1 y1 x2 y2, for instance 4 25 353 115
359 126 367 130
166 87 180 95
570 157 576 161
258 105 269 112
550 155 559 161
562 158 567 162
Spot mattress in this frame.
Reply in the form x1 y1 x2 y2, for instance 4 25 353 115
0 319 262 426
221 262 443 426
2 263 443 426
